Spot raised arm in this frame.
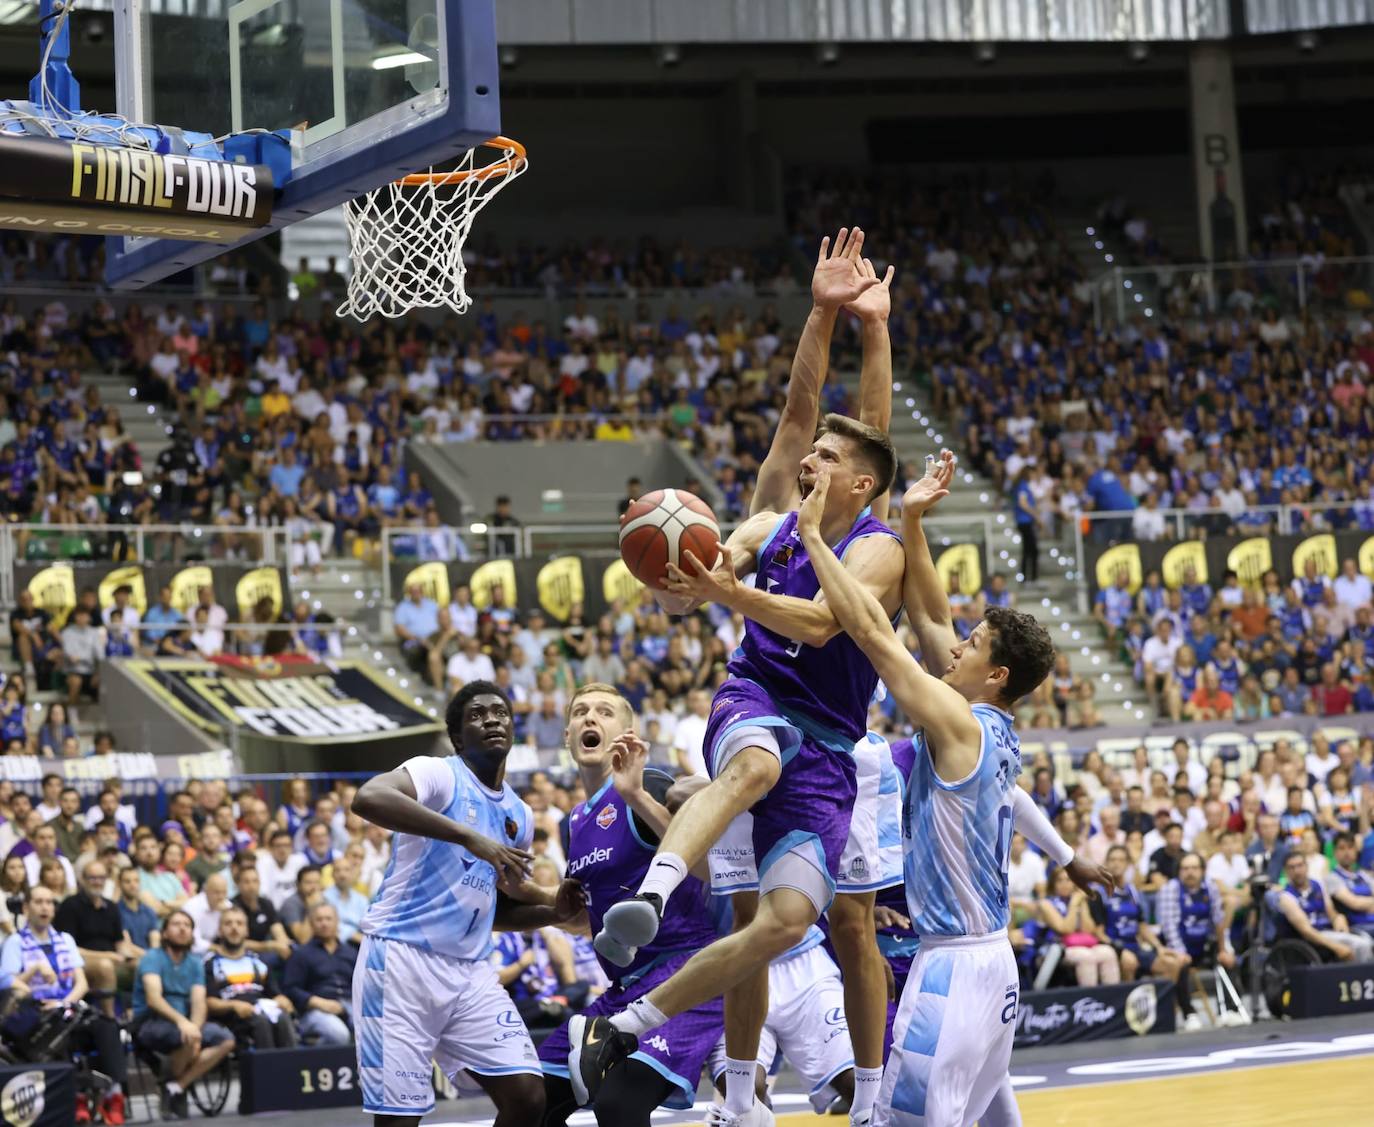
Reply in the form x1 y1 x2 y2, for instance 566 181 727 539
1010 787 1115 897
752 228 880 516
353 765 532 886
794 467 980 765
900 450 960 676
849 257 897 523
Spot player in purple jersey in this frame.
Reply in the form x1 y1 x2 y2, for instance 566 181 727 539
539 683 724 1127
575 231 905 1127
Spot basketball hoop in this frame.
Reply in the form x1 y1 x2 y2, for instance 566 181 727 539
337 135 527 321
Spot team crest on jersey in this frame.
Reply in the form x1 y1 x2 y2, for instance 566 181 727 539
504 817 518 840
465 802 478 824
771 544 794 567
596 803 618 830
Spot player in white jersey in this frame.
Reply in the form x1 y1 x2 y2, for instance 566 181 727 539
351 681 587 1126
797 455 1057 1127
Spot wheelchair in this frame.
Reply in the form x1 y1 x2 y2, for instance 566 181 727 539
0 998 117 1114
129 1026 234 1119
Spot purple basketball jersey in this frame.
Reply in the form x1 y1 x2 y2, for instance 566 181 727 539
566 777 717 982
728 508 900 744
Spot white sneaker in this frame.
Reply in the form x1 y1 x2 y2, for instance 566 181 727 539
850 1111 873 1126
1219 1009 1249 1027
1182 1012 1206 1032
703 1101 776 1126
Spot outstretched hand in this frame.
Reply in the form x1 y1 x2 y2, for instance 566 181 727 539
553 878 588 924
846 257 896 323
812 228 882 311
902 449 956 517
797 466 831 541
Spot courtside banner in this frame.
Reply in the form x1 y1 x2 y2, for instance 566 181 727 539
122 658 442 743
1085 529 1373 599
1014 980 1175 1048
0 133 273 241
1287 964 1374 1020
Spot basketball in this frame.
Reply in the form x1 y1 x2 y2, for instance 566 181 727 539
619 489 722 589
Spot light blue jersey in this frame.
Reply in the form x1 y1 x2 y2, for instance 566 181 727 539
360 755 533 960
875 735 905 888
901 704 1022 938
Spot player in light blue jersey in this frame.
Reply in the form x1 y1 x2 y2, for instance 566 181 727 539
351 681 588 1127
798 455 1058 1127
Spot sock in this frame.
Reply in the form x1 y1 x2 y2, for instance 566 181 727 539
637 853 688 904
722 1056 756 1115
164 1082 183 1095
851 1066 883 1120
106 1084 122 1097
610 997 667 1038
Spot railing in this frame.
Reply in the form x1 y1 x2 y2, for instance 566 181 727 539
1090 254 1374 331
1069 498 1373 612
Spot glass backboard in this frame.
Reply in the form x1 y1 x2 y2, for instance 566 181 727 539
108 0 500 288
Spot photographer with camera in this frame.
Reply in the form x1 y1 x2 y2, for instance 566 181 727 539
0 885 128 1123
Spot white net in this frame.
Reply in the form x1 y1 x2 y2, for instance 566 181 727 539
337 137 527 321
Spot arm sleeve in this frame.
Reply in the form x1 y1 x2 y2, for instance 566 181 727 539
1011 786 1073 867
0 935 20 985
398 757 456 813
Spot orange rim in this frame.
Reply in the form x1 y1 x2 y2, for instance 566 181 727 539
398 136 526 187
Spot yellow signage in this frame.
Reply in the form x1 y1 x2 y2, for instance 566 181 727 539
98 565 147 615
1292 534 1337 580
1162 540 1208 589
169 566 214 618
1094 544 1141 595
1360 536 1374 581
235 567 283 621
27 564 76 630
470 560 518 610
602 558 645 609
934 544 982 601
401 562 451 608
1226 538 1272 589
537 557 585 623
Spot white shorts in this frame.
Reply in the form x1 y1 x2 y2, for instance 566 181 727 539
354 934 541 1116
708 943 854 1113
876 932 1018 1127
839 734 901 894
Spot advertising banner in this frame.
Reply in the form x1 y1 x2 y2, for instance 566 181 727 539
16 562 288 629
0 748 233 785
122 658 442 743
391 555 644 622
1013 980 1176 1048
0 1062 76 1127
1086 530 1372 599
1287 963 1374 1020
0 133 273 241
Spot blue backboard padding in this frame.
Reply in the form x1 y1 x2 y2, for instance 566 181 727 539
104 0 501 289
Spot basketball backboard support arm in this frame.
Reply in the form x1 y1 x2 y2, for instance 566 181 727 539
106 0 502 289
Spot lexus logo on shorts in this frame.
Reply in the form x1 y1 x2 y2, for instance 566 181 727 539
596 803 618 830
497 1011 523 1028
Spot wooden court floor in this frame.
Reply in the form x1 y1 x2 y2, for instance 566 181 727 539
766 1055 1374 1127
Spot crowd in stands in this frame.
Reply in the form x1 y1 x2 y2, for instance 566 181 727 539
1087 554 1374 725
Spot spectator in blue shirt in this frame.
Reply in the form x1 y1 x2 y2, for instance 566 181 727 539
268 446 306 498
132 910 234 1118
1094 573 1134 643
140 586 185 652
322 855 368 945
392 583 453 692
117 865 161 950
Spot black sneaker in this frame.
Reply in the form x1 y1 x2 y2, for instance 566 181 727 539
159 1087 188 1120
567 1014 635 1106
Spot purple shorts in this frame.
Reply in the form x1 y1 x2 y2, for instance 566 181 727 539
704 679 858 907
539 950 723 1109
